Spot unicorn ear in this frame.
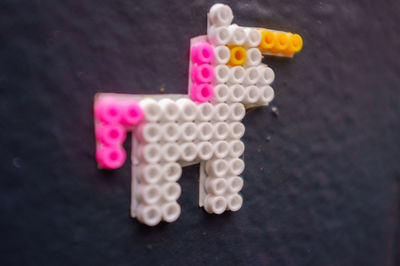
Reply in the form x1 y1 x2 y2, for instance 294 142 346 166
207 4 234 45
208 4 233 27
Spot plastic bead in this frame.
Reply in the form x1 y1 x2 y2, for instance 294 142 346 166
121 99 143 126
191 64 214 84
191 41 215 64
94 98 122 124
96 124 126 146
190 83 214 103
96 145 126 169
229 46 247 66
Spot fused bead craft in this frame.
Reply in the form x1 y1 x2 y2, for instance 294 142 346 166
93 3 302 226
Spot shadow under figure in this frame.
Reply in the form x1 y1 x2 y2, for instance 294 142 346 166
93 3 303 226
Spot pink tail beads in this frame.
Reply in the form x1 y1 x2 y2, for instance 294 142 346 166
94 98 143 169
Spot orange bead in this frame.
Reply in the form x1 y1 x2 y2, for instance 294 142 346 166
258 29 276 52
229 46 247 66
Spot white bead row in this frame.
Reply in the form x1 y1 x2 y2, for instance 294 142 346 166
205 158 245 177
208 25 261 47
214 65 275 85
137 182 181 205
139 162 182 184
139 98 246 122
137 121 245 144
136 201 181 226
206 176 243 195
213 83 274 105
204 193 243 214
136 139 245 163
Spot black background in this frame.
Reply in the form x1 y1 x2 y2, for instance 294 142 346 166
1 0 399 265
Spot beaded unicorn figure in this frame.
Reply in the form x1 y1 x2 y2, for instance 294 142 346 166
93 3 302 226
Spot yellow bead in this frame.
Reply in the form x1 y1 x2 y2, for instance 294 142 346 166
229 46 247 66
283 33 303 55
258 29 276 52
290 34 303 53
271 32 290 53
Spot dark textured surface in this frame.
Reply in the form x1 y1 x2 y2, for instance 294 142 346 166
1 0 399 265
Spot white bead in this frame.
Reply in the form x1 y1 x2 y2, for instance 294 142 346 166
244 48 262 67
139 98 162 122
137 204 162 226
229 140 245 157
140 164 162 184
206 159 229 177
162 162 182 182
228 84 245 102
137 184 162 205
161 182 181 201
212 45 231 65
161 202 181 223
161 122 180 142
244 28 261 47
227 25 246 46
208 26 231 45
213 140 230 158
228 66 246 84
244 85 260 104
257 65 275 85
244 67 261 85
228 158 245 175
137 122 161 143
214 103 230 121
198 102 215 121
226 193 243 211
226 176 244 193
140 143 162 163
161 143 180 162
206 177 227 195
259 85 275 105
204 195 227 214
229 103 245 121
214 64 230 84
159 98 180 121
176 98 198 121
209 4 233 26
180 122 198 142
197 141 214 160
213 122 230 140
229 122 245 139
197 122 214 141
213 84 230 102
180 142 197 161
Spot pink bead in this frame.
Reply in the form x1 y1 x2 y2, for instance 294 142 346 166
95 124 126 146
94 98 122 124
96 145 126 169
190 84 214 103
121 100 143 126
191 41 215 64
191 64 214 84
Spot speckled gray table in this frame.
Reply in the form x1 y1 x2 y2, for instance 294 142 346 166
1 0 399 265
